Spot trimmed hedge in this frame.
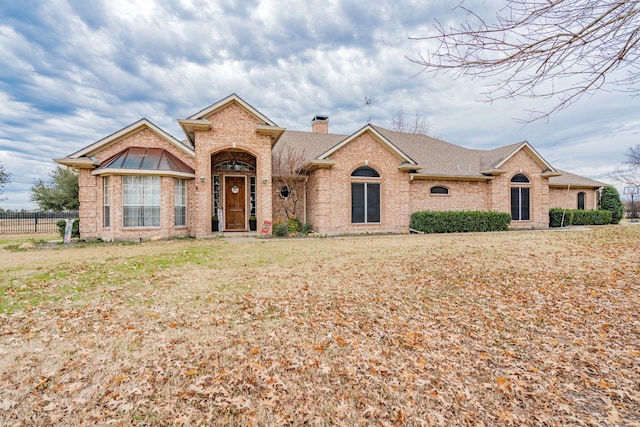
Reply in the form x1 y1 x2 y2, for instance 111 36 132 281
549 208 612 227
410 210 512 233
56 219 80 238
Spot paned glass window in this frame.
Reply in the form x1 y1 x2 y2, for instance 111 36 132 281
577 192 585 210
430 186 449 195
351 166 381 223
103 176 110 227
174 178 187 226
122 176 161 227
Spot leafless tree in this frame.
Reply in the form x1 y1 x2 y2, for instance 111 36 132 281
272 142 307 220
391 110 431 135
611 145 640 187
624 144 640 166
411 1 640 122
611 144 640 218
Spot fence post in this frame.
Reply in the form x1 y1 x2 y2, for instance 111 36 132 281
34 212 38 233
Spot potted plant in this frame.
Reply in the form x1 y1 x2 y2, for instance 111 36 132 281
212 215 219 232
249 215 257 231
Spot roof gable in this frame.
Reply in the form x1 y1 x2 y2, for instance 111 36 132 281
180 94 285 145
187 93 278 126
489 141 556 173
317 125 416 164
68 118 194 159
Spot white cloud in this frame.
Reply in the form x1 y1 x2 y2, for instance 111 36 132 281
0 0 635 209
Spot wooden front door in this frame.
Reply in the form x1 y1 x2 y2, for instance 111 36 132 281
225 176 246 230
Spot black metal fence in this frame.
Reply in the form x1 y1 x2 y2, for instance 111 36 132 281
0 211 79 234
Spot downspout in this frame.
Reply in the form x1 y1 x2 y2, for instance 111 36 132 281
303 176 308 225
596 186 604 210
561 184 571 227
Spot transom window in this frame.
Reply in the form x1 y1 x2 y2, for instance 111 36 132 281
214 160 255 172
351 166 380 178
430 186 449 195
351 166 381 223
511 173 530 183
123 176 161 227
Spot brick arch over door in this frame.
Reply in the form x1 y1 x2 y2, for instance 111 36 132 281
210 149 258 231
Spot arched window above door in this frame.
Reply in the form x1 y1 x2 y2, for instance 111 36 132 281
214 160 255 172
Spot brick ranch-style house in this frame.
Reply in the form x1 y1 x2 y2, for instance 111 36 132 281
55 93 604 240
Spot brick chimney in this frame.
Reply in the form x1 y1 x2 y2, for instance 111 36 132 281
312 115 329 133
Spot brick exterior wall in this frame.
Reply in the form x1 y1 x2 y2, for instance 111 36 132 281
410 179 491 213
493 149 551 227
72 100 598 239
193 102 273 238
77 128 197 241
307 133 410 233
303 133 560 233
549 187 599 210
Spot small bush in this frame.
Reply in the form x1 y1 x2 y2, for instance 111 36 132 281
56 219 80 238
549 208 611 227
272 221 289 237
272 217 313 237
410 210 511 234
287 216 302 234
301 222 313 235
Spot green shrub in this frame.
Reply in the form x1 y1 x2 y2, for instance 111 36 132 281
549 208 611 227
549 208 572 227
56 219 80 238
599 186 623 224
287 216 302 234
301 222 313 235
273 221 289 237
410 210 511 233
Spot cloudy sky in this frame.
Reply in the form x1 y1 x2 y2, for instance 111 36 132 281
1 0 637 209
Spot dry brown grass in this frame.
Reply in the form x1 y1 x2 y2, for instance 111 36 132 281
1 227 639 426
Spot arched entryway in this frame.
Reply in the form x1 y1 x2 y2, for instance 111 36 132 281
211 151 257 232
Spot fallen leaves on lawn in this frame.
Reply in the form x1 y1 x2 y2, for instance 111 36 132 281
1 226 639 425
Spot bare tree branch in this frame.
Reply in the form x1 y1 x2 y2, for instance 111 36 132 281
391 110 431 135
611 144 640 187
272 142 308 220
410 0 640 122
624 144 640 166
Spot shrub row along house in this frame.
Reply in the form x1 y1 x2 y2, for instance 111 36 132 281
55 94 604 240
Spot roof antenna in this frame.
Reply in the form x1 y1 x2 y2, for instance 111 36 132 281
364 97 372 124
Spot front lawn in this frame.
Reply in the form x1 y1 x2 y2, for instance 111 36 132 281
1 227 638 425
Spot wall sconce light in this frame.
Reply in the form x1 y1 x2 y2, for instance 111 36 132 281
199 176 206 183
262 177 268 184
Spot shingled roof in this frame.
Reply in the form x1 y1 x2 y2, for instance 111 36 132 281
549 170 605 188
273 124 602 188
